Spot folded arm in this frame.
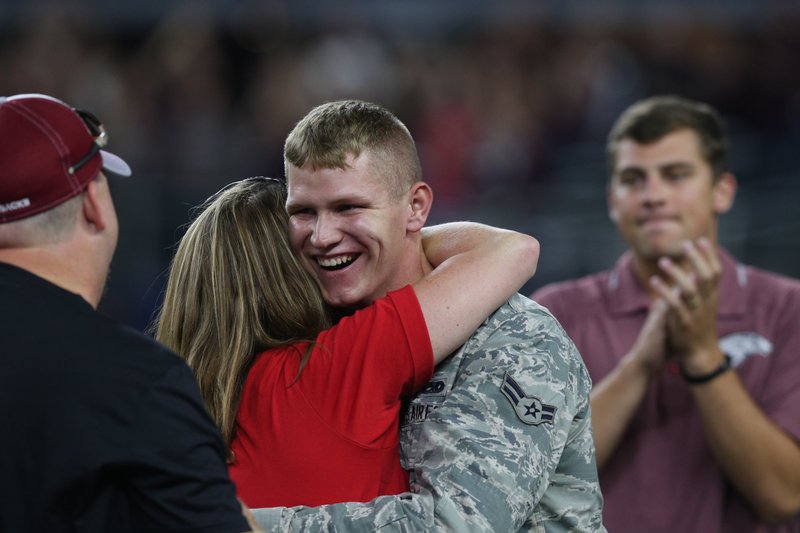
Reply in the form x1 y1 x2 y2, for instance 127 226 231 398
416 222 539 363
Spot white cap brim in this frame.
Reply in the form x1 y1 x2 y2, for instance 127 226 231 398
101 149 132 177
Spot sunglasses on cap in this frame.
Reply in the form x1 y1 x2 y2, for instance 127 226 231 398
67 109 109 175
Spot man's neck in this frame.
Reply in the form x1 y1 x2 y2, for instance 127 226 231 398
383 237 432 294
418 240 435 278
0 246 104 308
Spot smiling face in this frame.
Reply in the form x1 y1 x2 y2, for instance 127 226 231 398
608 128 736 263
286 150 425 309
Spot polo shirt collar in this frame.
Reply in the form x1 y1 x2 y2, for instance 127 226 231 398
604 247 746 318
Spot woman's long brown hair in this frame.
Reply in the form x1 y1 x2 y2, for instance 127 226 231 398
152 177 330 453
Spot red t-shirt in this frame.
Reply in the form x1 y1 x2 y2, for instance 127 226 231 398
229 285 433 508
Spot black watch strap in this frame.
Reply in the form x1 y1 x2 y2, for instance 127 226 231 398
682 354 732 385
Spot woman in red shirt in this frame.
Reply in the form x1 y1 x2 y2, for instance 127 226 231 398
154 177 538 507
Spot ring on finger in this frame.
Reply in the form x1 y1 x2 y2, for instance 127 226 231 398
684 293 701 309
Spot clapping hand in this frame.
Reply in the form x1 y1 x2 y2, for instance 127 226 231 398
649 238 725 375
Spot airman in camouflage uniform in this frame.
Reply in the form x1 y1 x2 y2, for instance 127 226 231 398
254 99 606 532
253 294 606 532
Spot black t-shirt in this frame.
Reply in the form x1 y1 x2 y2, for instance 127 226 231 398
0 263 249 532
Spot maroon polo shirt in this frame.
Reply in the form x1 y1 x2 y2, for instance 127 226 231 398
532 248 800 533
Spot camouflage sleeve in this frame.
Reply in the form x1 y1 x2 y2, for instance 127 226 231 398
250 489 435 531
399 303 604 532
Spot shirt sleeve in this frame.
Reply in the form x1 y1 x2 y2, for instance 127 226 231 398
127 363 250 533
397 314 604 532
761 282 800 441
530 283 567 324
251 303 605 533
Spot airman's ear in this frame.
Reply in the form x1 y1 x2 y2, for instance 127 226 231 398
406 182 433 233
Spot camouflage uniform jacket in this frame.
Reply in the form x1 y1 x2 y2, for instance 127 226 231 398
252 294 606 532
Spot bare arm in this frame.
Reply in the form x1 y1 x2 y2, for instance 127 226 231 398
651 239 800 524
415 222 539 363
590 298 668 468
690 366 800 524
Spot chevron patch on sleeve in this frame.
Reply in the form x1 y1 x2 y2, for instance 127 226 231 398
501 371 557 426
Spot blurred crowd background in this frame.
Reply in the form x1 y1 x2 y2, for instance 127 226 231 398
1 0 798 331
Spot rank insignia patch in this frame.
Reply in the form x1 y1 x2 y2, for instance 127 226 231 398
501 372 556 426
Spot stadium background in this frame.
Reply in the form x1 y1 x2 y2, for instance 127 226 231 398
1 0 798 331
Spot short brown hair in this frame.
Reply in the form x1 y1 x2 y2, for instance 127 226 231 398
607 95 729 178
284 100 422 197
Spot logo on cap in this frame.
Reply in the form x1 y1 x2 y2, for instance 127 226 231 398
0 93 130 223
0 198 31 214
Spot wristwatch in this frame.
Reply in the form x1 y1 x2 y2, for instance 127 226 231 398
681 354 732 385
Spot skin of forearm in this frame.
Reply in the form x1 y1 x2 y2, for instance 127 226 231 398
590 353 654 469
421 223 490 266
690 370 800 524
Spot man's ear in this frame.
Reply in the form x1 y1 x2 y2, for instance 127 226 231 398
406 182 433 233
712 172 737 215
82 178 107 232
607 183 620 224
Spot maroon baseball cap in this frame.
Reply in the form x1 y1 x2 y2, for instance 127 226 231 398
0 93 132 223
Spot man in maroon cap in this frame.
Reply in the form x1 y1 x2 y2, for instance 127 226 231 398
0 94 256 532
